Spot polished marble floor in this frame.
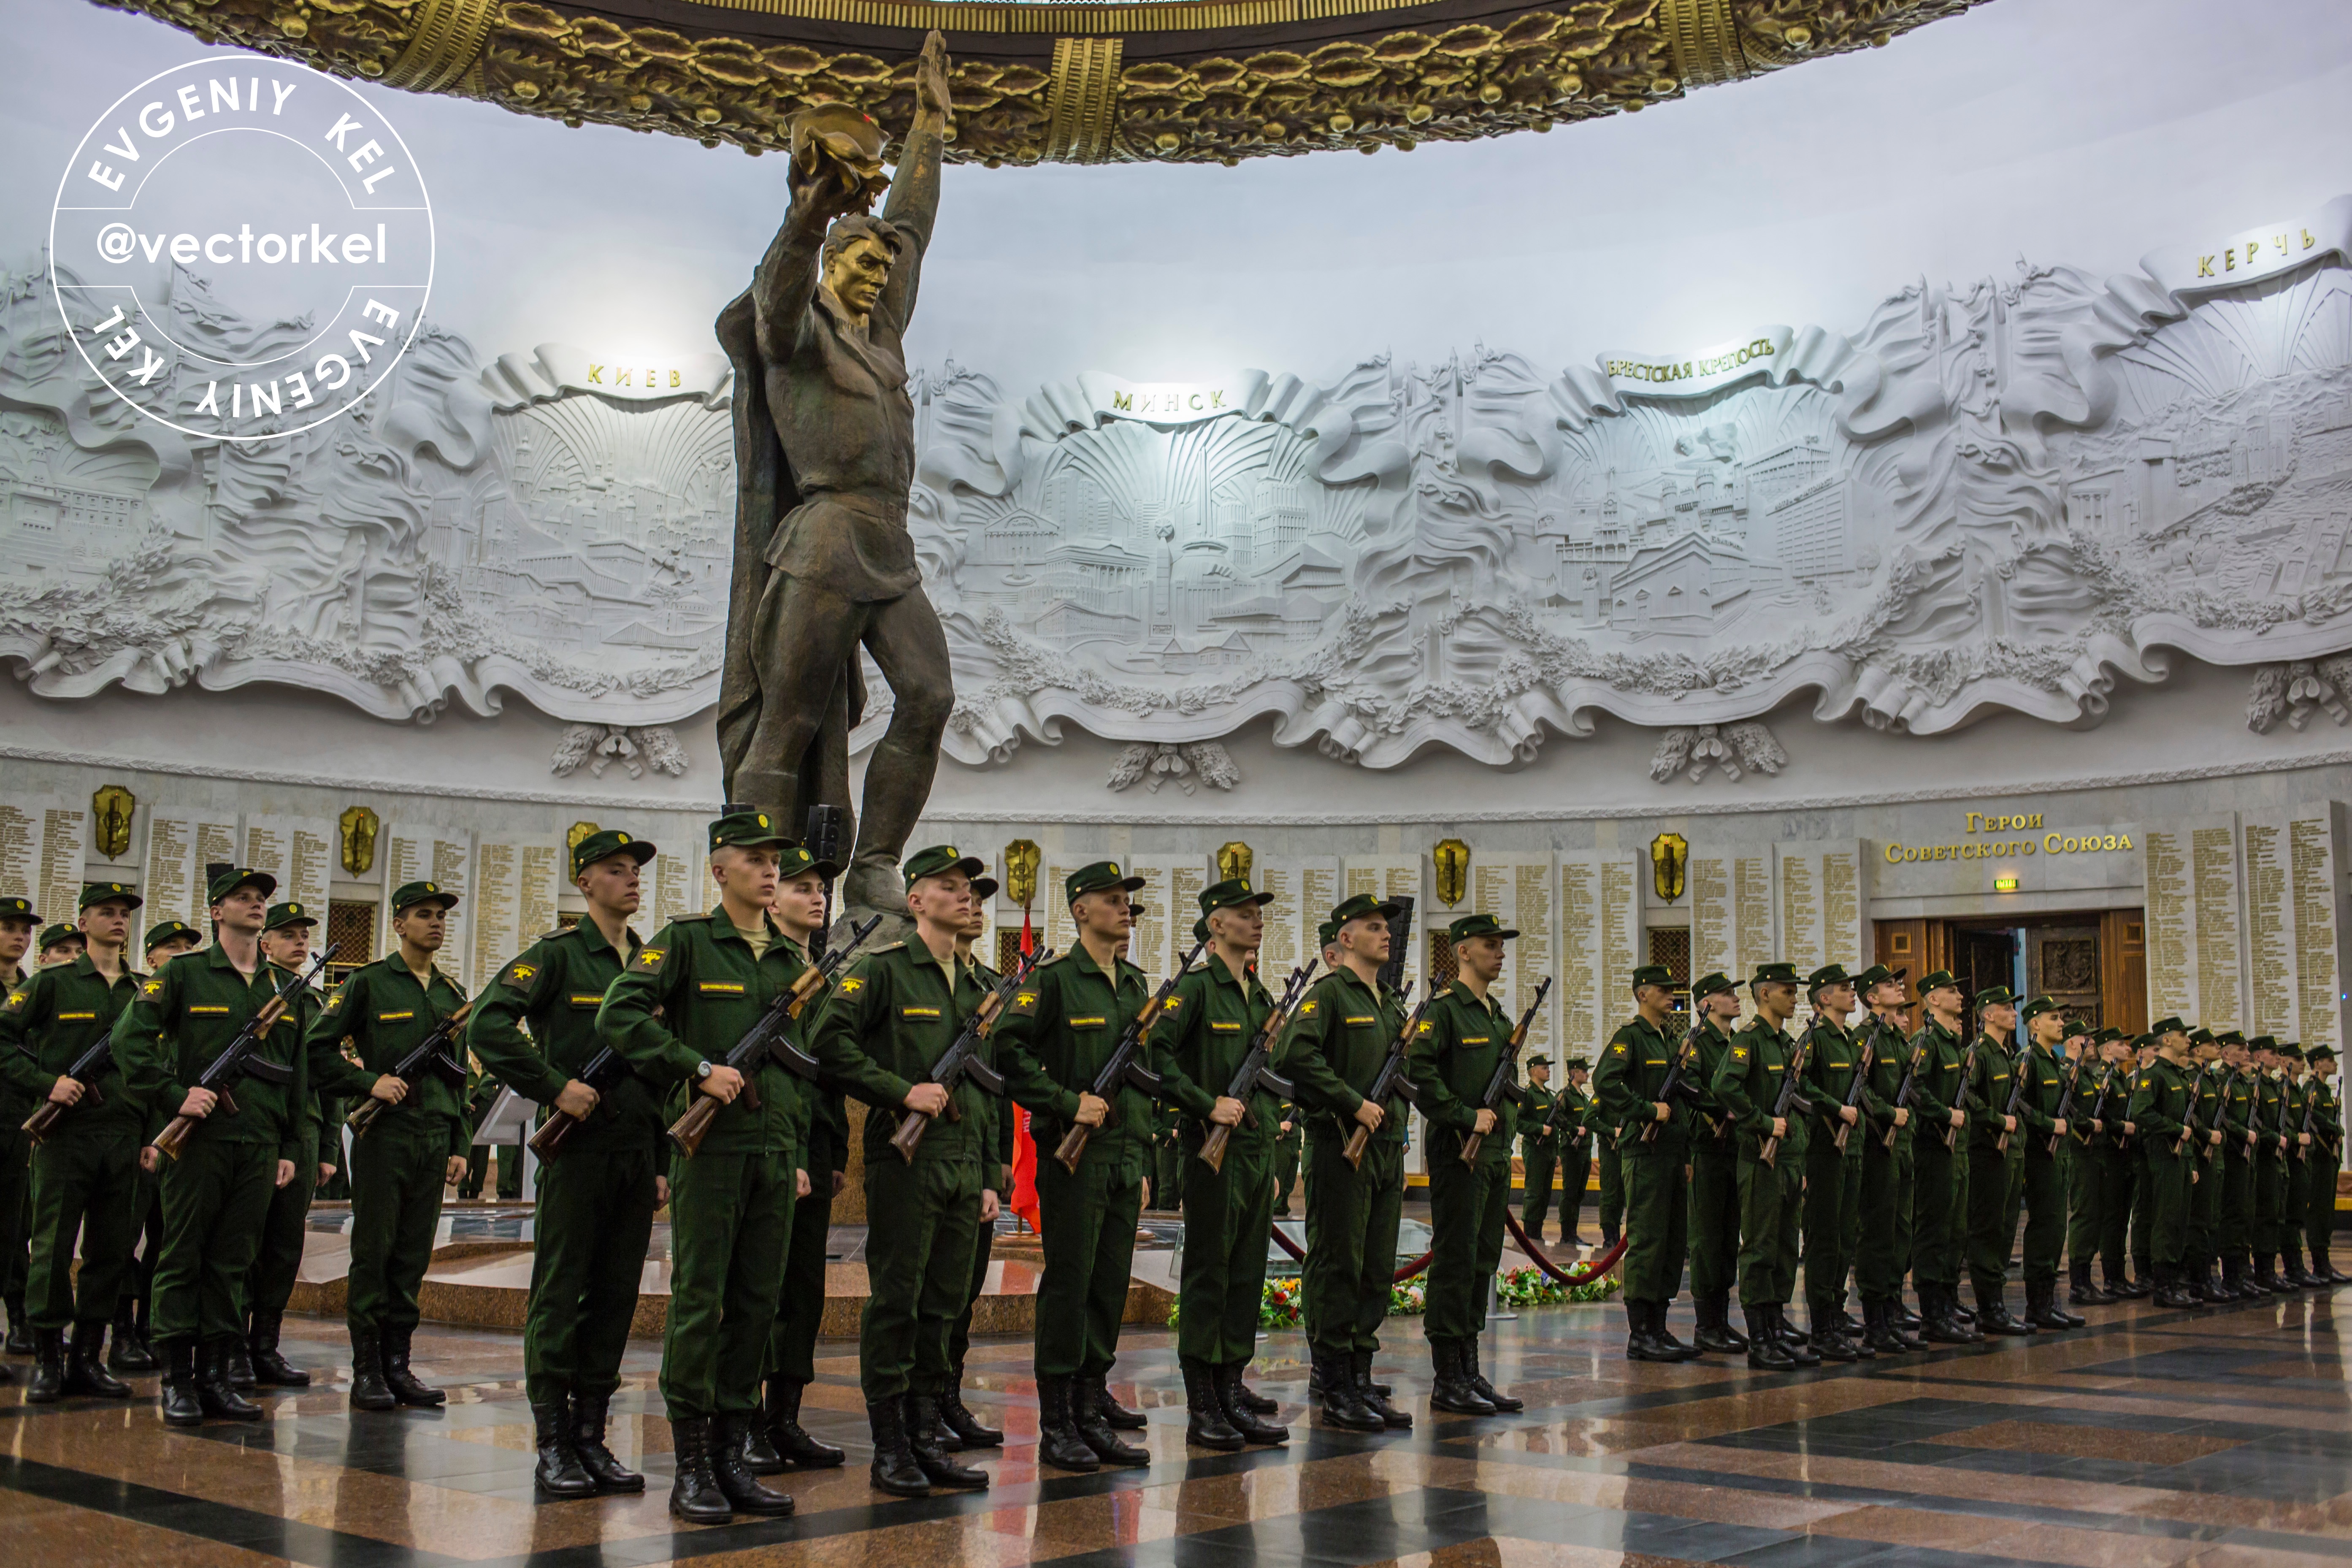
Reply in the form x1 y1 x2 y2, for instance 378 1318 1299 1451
4 1286 2349 1568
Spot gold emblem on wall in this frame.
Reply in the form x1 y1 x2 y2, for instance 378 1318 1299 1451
91 784 135 860
339 805 381 877
1216 841 1253 887
1433 838 1470 908
568 821 599 856
1003 839 1042 908
1651 832 1689 903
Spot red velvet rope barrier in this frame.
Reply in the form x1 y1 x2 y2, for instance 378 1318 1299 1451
1267 1214 1626 1286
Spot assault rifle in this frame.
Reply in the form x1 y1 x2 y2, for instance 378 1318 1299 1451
2274 1070 2297 1158
2171 1063 2210 1157
1757 1027 1811 1170
2074 1063 2113 1149
890 944 1052 1162
1462 976 1552 1164
804 803 845 962
1636 1014 1707 1148
1994 1041 2033 1154
23 1037 119 1146
1051 939 1206 1173
2046 1045 2091 1156
1884 1023 1928 1151
1198 961 1313 1175
348 994 476 1137
154 948 337 1160
525 1036 636 1161
1944 1034 1984 1152
1341 980 1426 1170
669 914 882 1158
1831 1021 1877 1153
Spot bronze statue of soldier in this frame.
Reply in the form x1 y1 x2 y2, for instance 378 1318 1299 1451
716 31 955 922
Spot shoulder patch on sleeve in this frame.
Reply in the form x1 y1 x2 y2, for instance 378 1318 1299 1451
500 960 539 992
1163 996 1180 1011
2 988 24 1013
1733 1046 1748 1060
1613 1043 1628 1055
1416 1019 1434 1034
1298 998 1318 1016
836 975 866 996
141 978 164 997
632 946 666 974
1007 986 1040 1017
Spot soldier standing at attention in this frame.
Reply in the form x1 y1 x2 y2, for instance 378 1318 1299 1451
467 830 662 1499
2086 1030 2144 1300
2063 1021 2117 1308
1797 964 1873 1362
2301 1045 2346 1282
1904 973 1973 1343
2125 1019 2200 1307
116 918 203 1380
1595 963 1698 1363
239 903 331 1392
2279 1043 2320 1286
931 872 1014 1456
1958 986 2033 1335
1518 1055 1559 1242
2179 1030 2227 1302
2006 999 2079 1330
1556 1058 1596 1244
1406 913 1528 1417
2248 1036 2295 1291
1275 893 1413 1433
117 868 308 1426
0 884 146 1400
1713 963 1811 1369
1153 879 1291 1448
0 896 32 1370
2214 1032 2260 1296
1852 965 1919 1354
1683 972 1747 1355
304 881 471 1411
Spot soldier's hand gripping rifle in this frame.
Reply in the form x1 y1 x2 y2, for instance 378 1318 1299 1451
23 1037 119 1145
2044 1046 2090 1156
1461 977 1551 1166
1199 961 1315 1175
1635 1012 1706 1150
2171 1066 2208 1157
347 994 475 1138
1994 1043 2033 1154
1832 1025 1877 1153
1342 983 1430 1171
154 948 337 1160
669 914 882 1158
1884 1024 1927 1151
1757 1031 1811 1170
1052 938 1207 1173
2074 1063 2112 1151
889 945 1054 1162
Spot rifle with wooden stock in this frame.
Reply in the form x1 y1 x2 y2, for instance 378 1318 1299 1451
1050 938 1206 1173
525 1037 635 1162
1198 960 1312 1176
1342 980 1428 1171
889 944 1052 1162
2046 1045 2091 1156
1994 1041 2032 1154
22 1036 118 1145
154 948 337 1160
1459 976 1551 1166
1636 1014 1707 1149
1884 1024 1928 1152
1831 1022 1876 1153
1757 1029 1811 1170
347 990 474 1138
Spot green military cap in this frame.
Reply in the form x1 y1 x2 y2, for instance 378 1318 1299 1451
37 923 80 951
972 875 1000 901
1805 962 1854 991
1852 963 1905 991
1973 983 2018 1008
2278 1041 2305 1061
1327 891 1401 928
771 843 833 883
143 919 200 951
1630 962 1673 991
2220 1029 2250 1048
2308 1044 2337 1062
1526 1053 1552 1067
2063 1016 2098 1038
905 844 985 888
1192 916 1210 944
2149 1015 2186 1035
264 902 317 931
1748 961 1798 988
1198 876 1273 915
572 828 655 880
204 866 273 905
1315 919 1339 948
708 806 789 853
391 880 458 913
1691 970 1738 1002
1448 912 1518 942
1565 1055 1591 1071
1916 969 1960 994
0 896 36 923
2096 1026 2124 1043
81 880 144 912
1066 859 1146 903
2019 994 2060 1021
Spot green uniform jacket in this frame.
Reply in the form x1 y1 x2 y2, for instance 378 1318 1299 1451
0 963 34 1125
2014 1042 2068 1142
1519 1082 1557 1151
306 957 474 1159
1686 1017 1737 1144
116 944 310 1159
2219 1067 2255 1143
1594 1015 1690 1155
1859 1015 1915 1143
0 956 149 1140
1157 955 1277 1144
271 962 332 1156
961 952 1015 1181
2183 1064 2223 1158
1274 966 1408 1145
1961 1032 2019 1152
1404 980 1524 1167
1908 1018 1963 1138
1712 1016 1816 1159
2307 1077 2344 1146
995 945 1155 1156
1801 1015 1886 1145
2072 1062 2124 1150
2254 1070 2288 1154
2125 1056 2192 1143
468 920 661 1155
803 939 993 1167
1555 1081 1594 1149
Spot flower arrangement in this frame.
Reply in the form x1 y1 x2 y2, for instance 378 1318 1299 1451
1496 1265 1618 1307
1169 1267 1613 1329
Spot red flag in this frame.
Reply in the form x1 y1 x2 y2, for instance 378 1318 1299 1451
1020 904 1035 956
1010 902 1041 1232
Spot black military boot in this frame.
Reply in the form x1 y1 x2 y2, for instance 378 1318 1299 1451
1352 1351 1411 1429
2197 1262 2232 1304
714 1415 796 1513
2326 1247 2352 1284
347 1327 395 1411
1774 1307 1820 1366
2044 1281 2085 1329
2105 1264 2148 1299
2284 1245 2318 1288
63 1320 133 1397
222 1332 256 1391
1035 1374 1104 1471
1076 1373 1153 1463
109 1297 158 1372
939 1365 1002 1449
1089 1373 1149 1430
1975 1283 2035 1336
1917 1285 1964 1345
1810 1307 1865 1363
1312 1350 1382 1432
2024 1281 2062 1330
531 1400 597 1498
196 1340 264 1421
1692 1295 1739 1354
766 1377 846 1467
737 1393 785 1475
1182 1357 1251 1444
24 1327 65 1403
1651 1300 1699 1356
1601 1223 1620 1253
157 1339 203 1427
248 1313 311 1387
2068 1261 2113 1306
1892 1295 1922 1333
668 1415 734 1522
1864 1299 1918 1355
1215 1363 1288 1443
1744 1306 1795 1370
3 1292 29 1354
1226 1362 1279 1415
570 1389 644 1493
2154 1264 2200 1309
1464 1338 1522 1412
906 1392 990 1487
1427 1341 1493 1416
381 1326 445 1407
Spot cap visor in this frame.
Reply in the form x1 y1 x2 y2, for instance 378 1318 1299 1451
398 893 460 913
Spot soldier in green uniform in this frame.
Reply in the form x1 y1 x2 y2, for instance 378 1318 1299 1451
2278 1043 2320 1286
2004 999 2079 1330
2247 1036 2295 1290
1713 962 1813 1368
303 880 472 1412
2089 1031 2145 1299
1851 965 1919 1354
1274 892 1413 1432
117 867 308 1425
1272 1097 1302 1216
1405 912 1529 1416
2179 1030 2227 1301
1595 963 1699 1363
468 829 662 1498
2301 1045 2346 1282
932 873 1014 1458
1683 972 1747 1354
2214 1031 2260 1296
2125 1018 2201 1306
1556 1058 1595 1244
2064 1024 2119 1307
1518 1056 1559 1242
1958 986 2034 1334
1903 972 1975 1343
1154 878 1291 1447
115 918 203 1380
237 902 332 1393
36 924 86 967
1797 964 1875 1362
1596 1110 1624 1253
0 883 146 1400
0 896 32 1370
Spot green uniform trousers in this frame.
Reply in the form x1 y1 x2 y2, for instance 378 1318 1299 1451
2284 1154 2311 1255
2220 1152 2255 1271
525 1145 657 1404
1686 1137 1739 1302
1802 1135 1863 1316
1178 1136 1277 1365
2096 1144 2134 1278
1911 1137 1958 1289
1520 1147 1558 1240
1033 1146 1141 1378
1272 1129 1300 1216
127 1164 162 1309
1856 1135 1912 1303
1423 1156 1508 1345
1597 1140 1624 1238
2253 1154 2285 1254
773 1141 843 1387
1619 1140 1688 1304
346 1120 449 1335
1943 1138 1972 1287
2306 1154 2336 1257
460 1138 524 1201
152 1140 275 1344
1557 1146 1591 1243
2016 1148 2065 1287
664 1149 793 1418
2139 1147 2189 1268
1300 1132 1401 1358
0 1129 28 1317
2130 1158 2153 1276
2065 1143 2103 1270
1734 1152 1801 1307
27 1129 139 1330
246 1135 319 1328
862 1155 981 1400
1154 1137 1187 1213
320 1128 351 1201
948 1202 993 1373
1965 1146 2023 1294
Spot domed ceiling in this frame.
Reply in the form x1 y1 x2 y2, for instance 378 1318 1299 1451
106 0 1981 165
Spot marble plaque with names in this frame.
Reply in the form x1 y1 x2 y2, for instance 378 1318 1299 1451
385 826 473 988
242 815 334 913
